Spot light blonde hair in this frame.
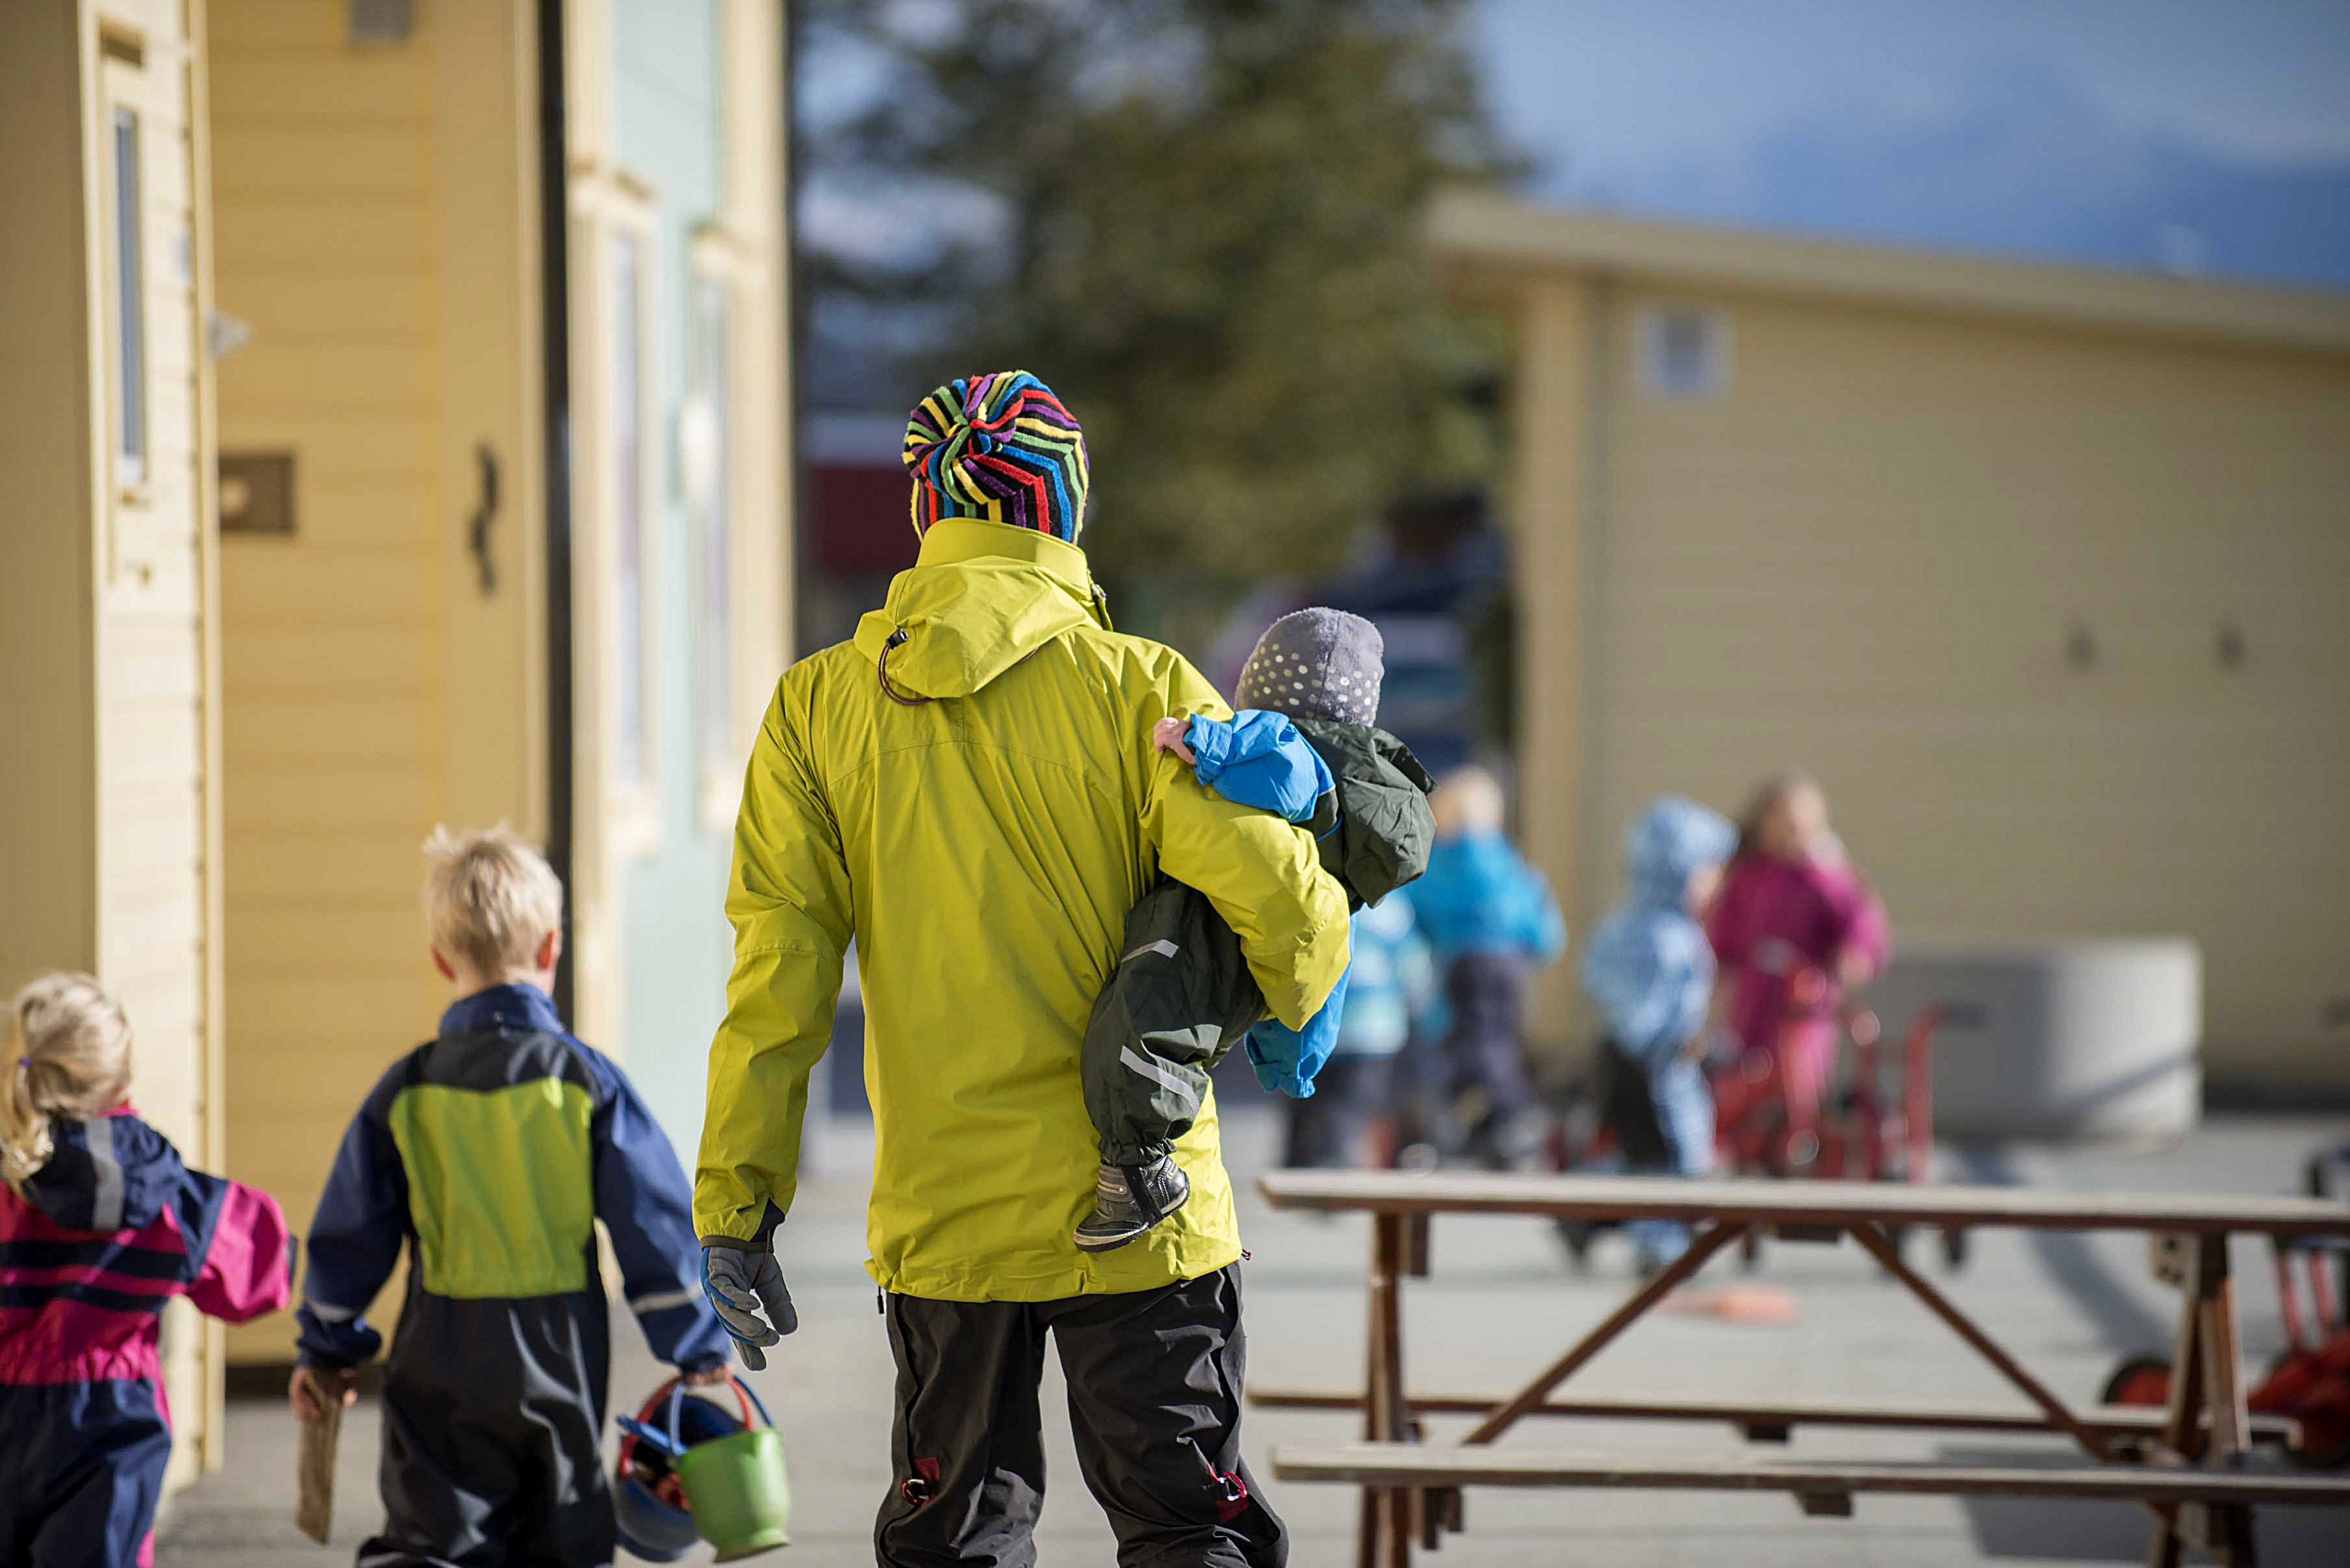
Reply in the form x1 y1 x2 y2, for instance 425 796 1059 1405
422 824 565 980
1 972 134 1197
1431 766 1507 838
1734 772 1826 862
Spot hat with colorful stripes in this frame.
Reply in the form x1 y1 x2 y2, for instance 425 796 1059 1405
903 370 1091 544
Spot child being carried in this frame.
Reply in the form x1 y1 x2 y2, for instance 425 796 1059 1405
1076 608 1435 1251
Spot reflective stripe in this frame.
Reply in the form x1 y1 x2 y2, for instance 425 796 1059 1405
629 1287 696 1315
304 1298 359 1323
1118 1046 1198 1111
88 1118 125 1233
1122 939 1179 965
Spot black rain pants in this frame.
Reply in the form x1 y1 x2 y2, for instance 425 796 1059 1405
875 1263 1284 1567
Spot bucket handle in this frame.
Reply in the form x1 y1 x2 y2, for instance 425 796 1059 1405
666 1373 777 1450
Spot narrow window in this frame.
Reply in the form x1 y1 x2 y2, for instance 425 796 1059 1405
111 106 147 488
692 273 735 795
611 230 648 792
1639 305 1728 401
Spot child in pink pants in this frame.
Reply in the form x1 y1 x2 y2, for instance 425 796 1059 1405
1707 775 1889 1135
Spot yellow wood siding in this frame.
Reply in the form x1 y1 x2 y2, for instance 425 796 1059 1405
210 0 449 1363
1581 284 2350 1084
210 0 546 1364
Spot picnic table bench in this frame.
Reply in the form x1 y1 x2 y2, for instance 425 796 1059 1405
1253 1170 2350 1567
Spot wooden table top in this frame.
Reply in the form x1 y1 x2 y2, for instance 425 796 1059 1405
1257 1169 2350 1237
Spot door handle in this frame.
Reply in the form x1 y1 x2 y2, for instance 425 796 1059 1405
468 442 499 595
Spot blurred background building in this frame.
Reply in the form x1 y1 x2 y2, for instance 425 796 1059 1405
1 0 790 1459
1434 190 2350 1091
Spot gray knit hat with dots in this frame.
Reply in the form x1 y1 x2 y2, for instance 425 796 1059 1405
1233 607 1384 727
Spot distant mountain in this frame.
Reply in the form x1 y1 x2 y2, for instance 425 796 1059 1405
1552 60 2350 291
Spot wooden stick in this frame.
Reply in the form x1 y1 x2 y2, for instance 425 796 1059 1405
1461 1222 1745 1446
296 1398 340 1546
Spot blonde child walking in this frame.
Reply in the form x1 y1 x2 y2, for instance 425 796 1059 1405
291 826 727 1568
0 972 294 1567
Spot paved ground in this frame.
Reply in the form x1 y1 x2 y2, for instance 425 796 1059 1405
159 1110 2348 1566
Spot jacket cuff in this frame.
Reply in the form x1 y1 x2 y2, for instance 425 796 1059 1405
1184 715 1231 784
700 1233 768 1253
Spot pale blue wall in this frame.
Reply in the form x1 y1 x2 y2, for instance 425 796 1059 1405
609 0 733 1161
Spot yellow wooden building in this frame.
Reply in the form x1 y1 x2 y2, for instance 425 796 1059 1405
1 0 792 1474
1435 192 2350 1089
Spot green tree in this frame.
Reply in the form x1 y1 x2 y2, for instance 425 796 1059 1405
802 0 1515 592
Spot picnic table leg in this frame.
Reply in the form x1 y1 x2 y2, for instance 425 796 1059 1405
2194 1237 2256 1567
2144 1234 2260 1568
1360 1211 1413 1568
1461 1221 1746 1445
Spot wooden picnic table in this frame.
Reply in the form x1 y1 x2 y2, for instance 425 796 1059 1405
1254 1170 2350 1568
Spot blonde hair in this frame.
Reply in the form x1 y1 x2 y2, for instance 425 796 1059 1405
1431 766 1507 838
1 973 134 1197
422 824 565 980
1734 772 1826 861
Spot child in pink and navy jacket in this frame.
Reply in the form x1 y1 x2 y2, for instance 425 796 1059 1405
0 972 294 1568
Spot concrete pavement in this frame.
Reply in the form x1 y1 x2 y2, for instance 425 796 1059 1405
158 1110 2348 1565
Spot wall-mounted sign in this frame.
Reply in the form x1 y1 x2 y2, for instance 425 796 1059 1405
219 450 295 536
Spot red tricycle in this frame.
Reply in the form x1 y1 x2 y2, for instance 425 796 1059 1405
1554 969 1966 1271
2103 1144 2350 1468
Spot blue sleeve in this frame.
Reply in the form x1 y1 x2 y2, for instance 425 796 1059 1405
1582 919 1709 1065
295 1071 409 1367
1244 967 1352 1098
1519 861 1568 964
581 1045 732 1371
1184 711 1333 825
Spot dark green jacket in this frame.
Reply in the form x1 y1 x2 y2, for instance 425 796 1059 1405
1082 722 1435 1159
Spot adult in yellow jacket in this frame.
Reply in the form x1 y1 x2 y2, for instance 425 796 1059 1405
696 372 1349 1566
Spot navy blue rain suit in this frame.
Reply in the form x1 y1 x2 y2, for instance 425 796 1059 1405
297 985 730 1567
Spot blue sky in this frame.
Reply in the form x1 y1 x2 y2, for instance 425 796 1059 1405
1477 0 2350 288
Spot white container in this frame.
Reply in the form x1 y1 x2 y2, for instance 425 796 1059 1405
1865 937 2201 1141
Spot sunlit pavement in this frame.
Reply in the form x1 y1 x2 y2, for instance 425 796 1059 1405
160 1109 2347 1566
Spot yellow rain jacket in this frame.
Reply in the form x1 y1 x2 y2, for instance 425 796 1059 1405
696 519 1352 1300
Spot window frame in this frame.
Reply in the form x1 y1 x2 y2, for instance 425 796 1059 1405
97 57 153 511
687 226 752 833
570 173 664 862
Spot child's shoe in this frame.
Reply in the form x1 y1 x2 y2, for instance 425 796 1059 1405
1072 1156 1190 1252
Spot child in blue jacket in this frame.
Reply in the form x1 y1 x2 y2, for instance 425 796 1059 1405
1075 609 1435 1250
1411 767 1567 1166
290 827 729 1568
1580 796 1738 1271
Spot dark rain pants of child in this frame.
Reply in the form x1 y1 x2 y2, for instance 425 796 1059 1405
876 1264 1284 1567
360 1291 614 1568
1442 952 1537 1118
0 1382 171 1567
1081 878 1266 1167
1281 1054 1393 1169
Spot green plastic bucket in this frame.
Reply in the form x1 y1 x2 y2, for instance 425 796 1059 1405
668 1380 791 1560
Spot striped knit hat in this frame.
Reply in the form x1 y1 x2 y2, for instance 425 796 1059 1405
902 370 1091 544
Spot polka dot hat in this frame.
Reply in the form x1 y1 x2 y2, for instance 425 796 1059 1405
1233 607 1385 727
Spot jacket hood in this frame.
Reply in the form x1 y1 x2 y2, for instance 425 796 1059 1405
1624 796 1737 911
22 1110 184 1233
852 519 1106 701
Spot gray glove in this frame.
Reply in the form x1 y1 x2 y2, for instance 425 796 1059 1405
701 1243 797 1371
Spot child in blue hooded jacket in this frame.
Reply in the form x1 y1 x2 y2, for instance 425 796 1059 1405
1580 796 1738 1271
1410 767 1567 1165
1074 609 1434 1250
